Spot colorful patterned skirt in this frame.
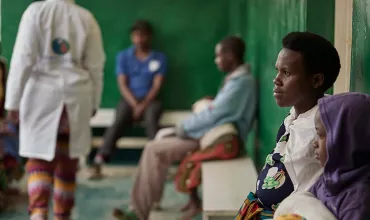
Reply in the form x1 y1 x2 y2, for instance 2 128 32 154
175 134 241 193
235 192 274 220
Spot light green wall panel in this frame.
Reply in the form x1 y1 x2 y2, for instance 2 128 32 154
351 0 370 94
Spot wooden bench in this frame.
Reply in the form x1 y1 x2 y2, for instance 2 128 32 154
202 157 258 220
90 108 192 149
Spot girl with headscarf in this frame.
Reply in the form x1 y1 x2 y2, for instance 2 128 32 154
274 92 370 220
310 92 370 219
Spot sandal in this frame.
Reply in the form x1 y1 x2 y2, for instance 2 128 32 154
113 208 139 220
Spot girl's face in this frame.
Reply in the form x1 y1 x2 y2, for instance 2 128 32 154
313 110 328 167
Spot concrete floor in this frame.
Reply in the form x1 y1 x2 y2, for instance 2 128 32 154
78 166 188 220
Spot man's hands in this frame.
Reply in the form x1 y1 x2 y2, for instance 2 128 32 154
7 110 19 124
132 101 148 121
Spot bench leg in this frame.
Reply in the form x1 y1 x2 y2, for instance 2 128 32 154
79 156 87 169
203 212 210 220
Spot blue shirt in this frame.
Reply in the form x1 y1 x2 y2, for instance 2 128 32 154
115 46 167 99
181 64 256 140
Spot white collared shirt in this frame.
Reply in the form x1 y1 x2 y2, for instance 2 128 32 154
275 106 323 192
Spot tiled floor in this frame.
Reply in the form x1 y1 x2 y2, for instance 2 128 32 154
0 166 201 220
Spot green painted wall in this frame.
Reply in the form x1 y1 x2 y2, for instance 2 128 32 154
351 0 370 94
1 1 28 57
241 0 335 167
2 0 230 110
1 0 336 166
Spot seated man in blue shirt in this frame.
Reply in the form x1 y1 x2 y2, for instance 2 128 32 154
91 20 167 179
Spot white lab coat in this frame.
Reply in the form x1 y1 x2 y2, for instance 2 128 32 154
5 0 105 161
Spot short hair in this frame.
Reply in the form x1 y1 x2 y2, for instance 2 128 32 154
131 20 153 35
220 36 245 62
282 32 341 92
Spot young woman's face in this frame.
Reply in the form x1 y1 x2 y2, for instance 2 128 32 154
273 48 318 108
313 110 328 167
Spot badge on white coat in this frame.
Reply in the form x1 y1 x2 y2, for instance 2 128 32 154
149 60 160 73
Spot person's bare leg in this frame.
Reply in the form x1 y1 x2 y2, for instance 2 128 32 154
181 188 202 219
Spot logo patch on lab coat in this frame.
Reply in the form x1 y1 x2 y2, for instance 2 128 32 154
52 38 70 55
149 60 160 73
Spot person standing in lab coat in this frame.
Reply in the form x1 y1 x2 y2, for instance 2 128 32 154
5 0 105 219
